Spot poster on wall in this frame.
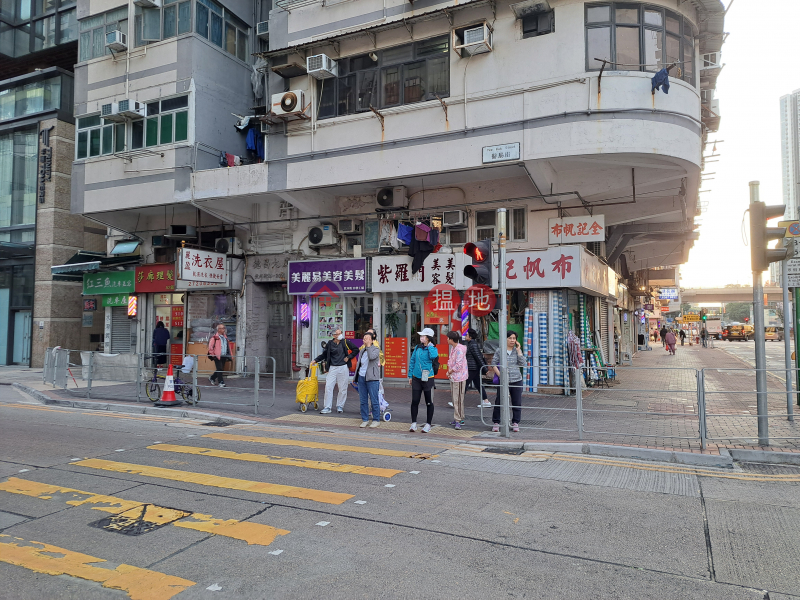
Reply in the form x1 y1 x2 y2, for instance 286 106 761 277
186 295 209 325
171 307 184 328
434 343 450 380
384 338 408 378
170 343 183 366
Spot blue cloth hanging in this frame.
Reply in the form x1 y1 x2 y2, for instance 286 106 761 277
245 127 257 151
397 223 414 245
651 68 670 94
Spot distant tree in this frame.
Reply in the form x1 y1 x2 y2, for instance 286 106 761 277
681 302 692 313
724 302 751 323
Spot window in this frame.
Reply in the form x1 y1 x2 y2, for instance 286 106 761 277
0 76 61 122
131 95 189 149
79 6 126 61
162 0 190 39
317 36 449 119
475 208 526 242
585 3 695 86
75 115 125 159
522 10 554 39
195 0 247 61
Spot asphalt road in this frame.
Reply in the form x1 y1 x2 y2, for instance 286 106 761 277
2 385 800 599
716 338 795 377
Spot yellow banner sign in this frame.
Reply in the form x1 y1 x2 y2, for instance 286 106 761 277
683 314 700 322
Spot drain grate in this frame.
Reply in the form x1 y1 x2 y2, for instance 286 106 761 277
201 420 233 427
482 447 525 455
90 504 191 536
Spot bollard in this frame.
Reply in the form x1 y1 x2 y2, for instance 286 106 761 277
87 351 93 399
697 370 706 450
254 356 260 415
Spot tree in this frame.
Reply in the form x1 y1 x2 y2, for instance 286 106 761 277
724 302 751 323
681 302 692 313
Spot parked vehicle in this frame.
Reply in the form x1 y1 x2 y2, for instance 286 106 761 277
765 327 784 342
705 317 723 340
723 324 754 341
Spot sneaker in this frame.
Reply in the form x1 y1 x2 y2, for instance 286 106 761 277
447 402 454 407
450 420 458 426
409 422 417 432
369 421 379 428
320 408 332 414
208 377 216 385
460 420 465 425
218 382 226 388
455 422 462 430
422 423 431 433
337 407 343 413
482 400 492 408
360 421 369 428
492 424 499 432
512 423 520 433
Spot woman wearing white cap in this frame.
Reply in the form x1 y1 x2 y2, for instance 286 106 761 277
408 328 439 433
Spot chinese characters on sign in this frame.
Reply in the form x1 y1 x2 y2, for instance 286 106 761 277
786 258 800 287
102 295 130 308
548 215 606 244
658 288 679 301
371 254 468 292
247 253 301 282
171 307 184 328
502 246 608 295
287 259 367 295
383 337 408 378
135 264 176 292
482 143 520 164
177 248 229 283
83 271 135 295
83 299 97 311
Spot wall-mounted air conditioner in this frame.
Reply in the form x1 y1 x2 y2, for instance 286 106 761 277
215 237 243 255
442 210 467 227
118 99 145 119
165 224 197 239
271 90 306 116
256 21 269 41
337 218 362 234
453 22 493 57
307 54 338 80
133 0 160 7
151 235 176 248
105 30 127 52
375 186 408 210
308 224 338 247
100 102 123 122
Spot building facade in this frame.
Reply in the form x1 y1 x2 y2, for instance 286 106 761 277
771 90 800 286
69 0 725 378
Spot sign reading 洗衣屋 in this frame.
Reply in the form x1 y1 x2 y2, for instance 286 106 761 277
83 271 135 295
503 246 609 296
102 294 129 307
247 253 302 282
371 253 469 292
177 248 228 283
659 288 679 300
288 258 367 295
482 143 520 164
548 215 605 244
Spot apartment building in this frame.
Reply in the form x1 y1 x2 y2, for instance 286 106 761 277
69 0 725 378
770 90 800 286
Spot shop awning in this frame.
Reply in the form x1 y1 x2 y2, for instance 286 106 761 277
51 261 101 274
51 251 141 282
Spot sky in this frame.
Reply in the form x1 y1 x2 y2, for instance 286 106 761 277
679 0 800 288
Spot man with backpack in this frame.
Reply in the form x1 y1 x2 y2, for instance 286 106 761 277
311 327 359 414
408 328 440 433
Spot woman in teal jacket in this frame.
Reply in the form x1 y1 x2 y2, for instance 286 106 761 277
408 327 439 433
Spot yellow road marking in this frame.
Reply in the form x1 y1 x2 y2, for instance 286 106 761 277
234 424 457 449
0 534 194 600
0 477 290 546
149 444 403 478
203 432 436 459
73 459 354 505
0 402 196 424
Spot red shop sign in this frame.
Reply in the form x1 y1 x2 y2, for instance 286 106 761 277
135 264 176 292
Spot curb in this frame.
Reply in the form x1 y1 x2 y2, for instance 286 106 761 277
12 383 256 424
725 448 800 466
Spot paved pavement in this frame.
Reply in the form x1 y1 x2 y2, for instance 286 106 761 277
2 384 800 599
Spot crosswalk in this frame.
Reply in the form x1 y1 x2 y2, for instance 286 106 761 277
0 425 438 599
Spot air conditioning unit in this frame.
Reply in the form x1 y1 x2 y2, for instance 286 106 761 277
443 210 467 227
215 237 243 255
375 186 408 210
307 54 338 80
105 30 127 52
100 102 122 122
151 235 176 249
118 99 145 119
271 90 306 116
165 224 197 239
337 218 362 234
256 21 269 41
454 23 493 57
134 0 160 7
308 224 338 247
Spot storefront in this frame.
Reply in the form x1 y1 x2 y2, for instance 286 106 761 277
82 271 136 354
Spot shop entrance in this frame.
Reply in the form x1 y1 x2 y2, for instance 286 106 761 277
12 310 31 364
266 286 291 375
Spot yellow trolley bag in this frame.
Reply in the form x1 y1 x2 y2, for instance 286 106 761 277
295 364 319 412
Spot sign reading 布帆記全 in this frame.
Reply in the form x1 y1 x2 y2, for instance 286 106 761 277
178 248 229 284
287 258 367 295
83 271 135 295
548 215 605 244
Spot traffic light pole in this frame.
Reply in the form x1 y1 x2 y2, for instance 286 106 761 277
782 250 794 421
750 182 769 445
497 208 510 438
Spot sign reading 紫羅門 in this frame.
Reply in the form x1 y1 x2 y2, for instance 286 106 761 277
482 142 520 164
135 264 176 292
83 271 135 295
659 288 679 300
548 215 605 244
371 254 468 292
503 246 608 296
177 248 229 283
287 258 367 295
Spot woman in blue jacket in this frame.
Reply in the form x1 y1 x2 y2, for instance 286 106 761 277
408 327 439 433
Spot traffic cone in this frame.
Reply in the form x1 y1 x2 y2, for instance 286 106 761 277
156 364 181 406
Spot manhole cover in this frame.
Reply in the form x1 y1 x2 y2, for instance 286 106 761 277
482 447 525 455
202 421 232 427
90 504 191 536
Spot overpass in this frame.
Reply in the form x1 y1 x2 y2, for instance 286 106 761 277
681 287 784 303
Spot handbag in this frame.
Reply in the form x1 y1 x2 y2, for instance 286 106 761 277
492 374 500 385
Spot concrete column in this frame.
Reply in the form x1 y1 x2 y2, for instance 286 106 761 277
373 292 382 346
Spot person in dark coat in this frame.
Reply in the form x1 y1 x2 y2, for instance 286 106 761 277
152 321 170 367
465 328 490 407
660 326 668 347
679 329 686 346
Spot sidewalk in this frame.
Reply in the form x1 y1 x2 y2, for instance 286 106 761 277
5 343 800 453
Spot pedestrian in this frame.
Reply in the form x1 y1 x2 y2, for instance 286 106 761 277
446 331 468 430
679 328 686 346
408 328 439 433
665 329 677 355
490 331 526 433
660 325 668 347
354 332 381 428
311 327 359 414
465 328 491 408
152 321 170 369
361 329 384 366
207 323 232 388
700 327 708 348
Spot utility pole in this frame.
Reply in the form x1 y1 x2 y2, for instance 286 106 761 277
497 208 510 438
782 241 794 421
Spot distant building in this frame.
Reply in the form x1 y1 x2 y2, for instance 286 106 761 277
772 90 800 286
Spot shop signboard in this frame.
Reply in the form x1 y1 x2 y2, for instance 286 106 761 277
135 264 176 292
170 344 182 366
177 248 229 284
659 288 679 301
171 306 184 328
503 246 608 296
83 271 135 295
247 253 302 282
548 215 605 244
288 258 367 295
384 337 408 378
83 299 97 311
102 294 130 307
371 254 468 292
644 303 654 311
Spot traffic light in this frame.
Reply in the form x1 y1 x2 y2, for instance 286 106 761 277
750 201 788 272
744 317 750 323
463 240 493 287
701 309 707 322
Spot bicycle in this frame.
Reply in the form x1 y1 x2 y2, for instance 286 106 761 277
145 367 201 405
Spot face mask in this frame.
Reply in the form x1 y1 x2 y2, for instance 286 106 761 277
337 334 344 340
